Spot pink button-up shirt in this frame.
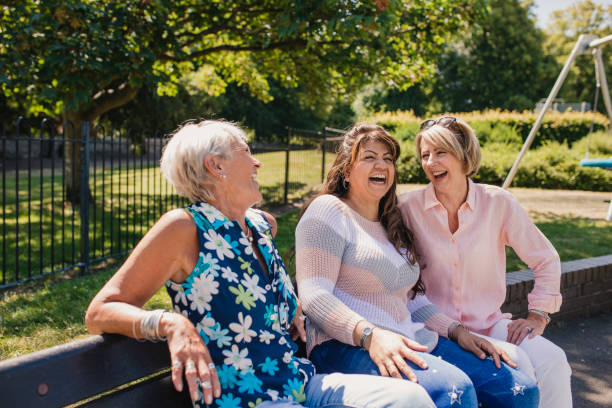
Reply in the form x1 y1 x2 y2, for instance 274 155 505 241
398 180 562 335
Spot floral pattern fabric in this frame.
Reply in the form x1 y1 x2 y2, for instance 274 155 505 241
166 202 315 408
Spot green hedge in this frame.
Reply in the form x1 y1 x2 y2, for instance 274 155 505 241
367 109 609 147
397 136 612 192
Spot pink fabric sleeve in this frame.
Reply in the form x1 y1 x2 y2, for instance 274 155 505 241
502 194 562 313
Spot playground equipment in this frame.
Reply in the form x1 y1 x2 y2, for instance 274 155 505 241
502 34 612 221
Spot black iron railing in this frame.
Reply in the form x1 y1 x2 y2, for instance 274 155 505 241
0 119 342 290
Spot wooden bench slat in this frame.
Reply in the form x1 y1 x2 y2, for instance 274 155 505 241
83 373 192 407
0 334 177 407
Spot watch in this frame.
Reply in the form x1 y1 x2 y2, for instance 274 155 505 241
360 327 374 349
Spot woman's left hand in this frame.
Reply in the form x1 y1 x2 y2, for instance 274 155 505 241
506 314 546 345
455 328 517 369
290 300 306 342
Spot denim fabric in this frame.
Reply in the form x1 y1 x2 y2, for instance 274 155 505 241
256 373 435 408
310 338 539 408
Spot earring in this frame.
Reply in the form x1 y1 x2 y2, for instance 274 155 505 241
219 173 226 179
342 178 349 190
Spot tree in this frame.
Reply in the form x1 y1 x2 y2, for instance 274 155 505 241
361 0 559 115
1 0 483 203
430 0 559 112
544 0 612 106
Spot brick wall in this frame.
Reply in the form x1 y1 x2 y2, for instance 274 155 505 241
501 254 612 321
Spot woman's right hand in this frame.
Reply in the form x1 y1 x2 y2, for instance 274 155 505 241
367 328 429 382
161 312 222 405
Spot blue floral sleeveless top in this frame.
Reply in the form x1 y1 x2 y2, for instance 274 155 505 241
166 202 315 408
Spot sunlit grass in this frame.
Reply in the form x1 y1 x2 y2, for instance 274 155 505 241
1 149 334 286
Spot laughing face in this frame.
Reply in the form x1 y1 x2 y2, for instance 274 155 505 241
420 137 466 194
223 140 263 207
346 139 395 205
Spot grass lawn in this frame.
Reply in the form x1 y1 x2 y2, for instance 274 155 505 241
1 205 610 360
1 149 332 286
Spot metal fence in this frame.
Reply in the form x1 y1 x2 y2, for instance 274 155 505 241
0 119 343 290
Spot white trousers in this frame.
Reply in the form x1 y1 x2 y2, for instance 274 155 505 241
475 318 572 408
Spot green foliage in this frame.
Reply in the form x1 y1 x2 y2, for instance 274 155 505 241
367 109 609 147
357 0 559 115
382 108 612 191
397 137 612 191
0 0 485 124
572 131 612 157
544 0 612 108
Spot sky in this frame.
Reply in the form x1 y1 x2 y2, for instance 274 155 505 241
532 0 612 28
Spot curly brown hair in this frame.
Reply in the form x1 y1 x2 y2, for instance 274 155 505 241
300 123 425 295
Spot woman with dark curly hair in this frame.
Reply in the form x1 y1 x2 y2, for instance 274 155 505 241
296 123 539 408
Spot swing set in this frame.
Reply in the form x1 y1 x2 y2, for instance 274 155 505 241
502 34 612 220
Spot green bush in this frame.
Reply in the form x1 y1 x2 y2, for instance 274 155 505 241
571 131 612 157
396 134 612 191
366 109 609 148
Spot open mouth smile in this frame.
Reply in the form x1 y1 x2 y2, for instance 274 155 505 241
432 170 447 180
369 174 387 184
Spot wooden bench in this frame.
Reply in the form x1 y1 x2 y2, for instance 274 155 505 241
0 334 192 407
3 256 610 407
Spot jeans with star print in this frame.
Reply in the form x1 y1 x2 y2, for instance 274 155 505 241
310 337 539 408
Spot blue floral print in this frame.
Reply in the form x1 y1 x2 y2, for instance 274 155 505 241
166 202 314 408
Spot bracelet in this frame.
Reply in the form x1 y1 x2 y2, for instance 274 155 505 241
140 309 169 342
528 309 551 324
448 321 468 342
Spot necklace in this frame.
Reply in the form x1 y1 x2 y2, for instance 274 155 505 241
243 224 254 244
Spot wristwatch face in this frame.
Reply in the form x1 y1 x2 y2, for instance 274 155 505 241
360 327 373 348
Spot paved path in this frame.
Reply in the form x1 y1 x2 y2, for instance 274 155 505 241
546 312 612 408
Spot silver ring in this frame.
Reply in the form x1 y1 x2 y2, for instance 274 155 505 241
172 361 183 368
298 315 306 321
185 361 196 371
201 380 212 389
208 362 216 370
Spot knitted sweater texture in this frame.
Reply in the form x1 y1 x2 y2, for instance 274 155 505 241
296 194 454 355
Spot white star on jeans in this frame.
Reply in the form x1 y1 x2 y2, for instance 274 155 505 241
448 385 463 405
511 383 526 396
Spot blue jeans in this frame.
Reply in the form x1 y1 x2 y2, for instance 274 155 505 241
309 338 539 408
256 372 435 408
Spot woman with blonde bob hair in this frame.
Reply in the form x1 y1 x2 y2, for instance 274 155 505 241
399 116 572 408
86 119 437 408
296 123 539 408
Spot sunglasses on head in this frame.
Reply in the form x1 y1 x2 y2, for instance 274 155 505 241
420 116 457 130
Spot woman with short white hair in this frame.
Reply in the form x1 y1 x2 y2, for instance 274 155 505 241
399 116 572 408
86 120 435 408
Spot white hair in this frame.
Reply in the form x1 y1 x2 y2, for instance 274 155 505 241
160 120 246 203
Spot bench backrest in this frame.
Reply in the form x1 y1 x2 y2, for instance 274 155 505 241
0 334 191 407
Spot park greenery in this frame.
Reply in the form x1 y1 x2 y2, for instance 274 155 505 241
1 0 611 359
1 207 611 359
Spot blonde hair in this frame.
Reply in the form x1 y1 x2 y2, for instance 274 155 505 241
415 117 481 177
160 120 246 203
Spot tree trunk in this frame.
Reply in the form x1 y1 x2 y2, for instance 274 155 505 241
62 110 84 206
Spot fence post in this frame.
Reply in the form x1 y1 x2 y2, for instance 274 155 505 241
321 129 326 183
80 122 91 275
284 128 290 205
